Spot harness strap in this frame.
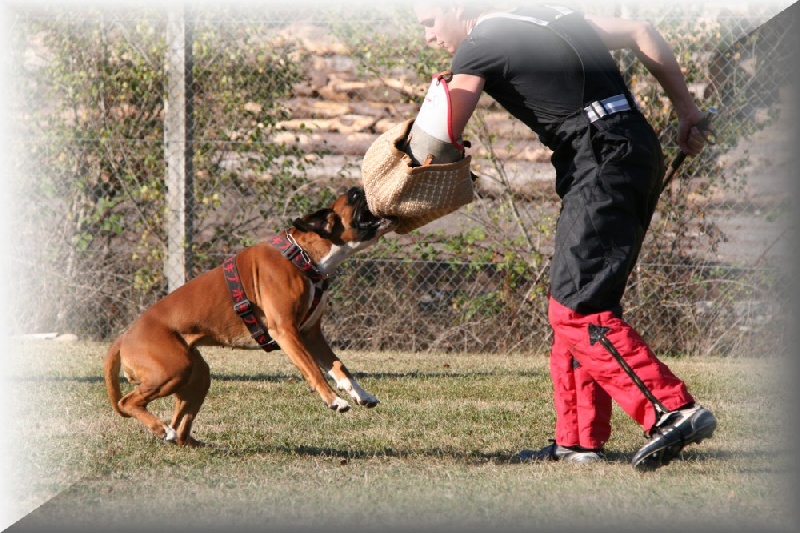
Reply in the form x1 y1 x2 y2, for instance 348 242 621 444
223 256 279 351
223 231 329 352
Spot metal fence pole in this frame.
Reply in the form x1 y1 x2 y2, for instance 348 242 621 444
165 2 194 291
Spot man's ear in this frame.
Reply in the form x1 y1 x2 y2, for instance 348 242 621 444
293 209 341 237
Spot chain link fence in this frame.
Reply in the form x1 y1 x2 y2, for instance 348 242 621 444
6 1 795 355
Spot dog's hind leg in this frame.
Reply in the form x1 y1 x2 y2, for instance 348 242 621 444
302 322 379 408
170 347 211 447
117 324 195 443
118 379 186 443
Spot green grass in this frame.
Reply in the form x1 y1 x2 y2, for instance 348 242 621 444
4 340 797 532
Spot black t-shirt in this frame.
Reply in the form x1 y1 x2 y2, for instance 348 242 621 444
451 7 630 148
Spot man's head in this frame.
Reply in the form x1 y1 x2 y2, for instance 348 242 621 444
413 2 487 54
413 0 513 54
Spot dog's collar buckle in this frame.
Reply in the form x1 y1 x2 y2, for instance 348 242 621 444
232 299 251 316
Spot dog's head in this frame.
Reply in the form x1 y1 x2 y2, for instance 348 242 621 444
291 187 396 273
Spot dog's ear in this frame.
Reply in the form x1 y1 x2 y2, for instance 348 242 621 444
293 209 342 238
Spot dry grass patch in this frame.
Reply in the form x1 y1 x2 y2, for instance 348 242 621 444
4 340 796 532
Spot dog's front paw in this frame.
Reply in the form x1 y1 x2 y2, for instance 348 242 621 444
333 375 379 408
354 391 379 408
328 397 350 413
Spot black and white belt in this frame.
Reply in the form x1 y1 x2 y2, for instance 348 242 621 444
584 94 633 123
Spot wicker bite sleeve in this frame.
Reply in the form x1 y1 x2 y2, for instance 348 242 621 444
361 119 474 234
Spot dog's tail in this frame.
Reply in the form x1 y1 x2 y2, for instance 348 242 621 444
103 336 130 418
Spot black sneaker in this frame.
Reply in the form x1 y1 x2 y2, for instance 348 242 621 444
513 440 606 464
632 404 717 471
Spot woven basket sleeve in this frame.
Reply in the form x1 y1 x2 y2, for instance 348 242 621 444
361 119 474 234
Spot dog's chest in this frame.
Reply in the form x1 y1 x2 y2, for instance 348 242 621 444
225 280 328 350
300 283 329 328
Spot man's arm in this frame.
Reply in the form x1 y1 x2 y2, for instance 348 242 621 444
585 15 707 155
444 73 485 142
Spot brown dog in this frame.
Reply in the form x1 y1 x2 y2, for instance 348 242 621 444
103 186 396 446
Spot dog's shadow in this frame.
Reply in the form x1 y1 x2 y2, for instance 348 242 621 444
205 441 514 464
200 442 729 468
198 443 712 465
210 369 544 383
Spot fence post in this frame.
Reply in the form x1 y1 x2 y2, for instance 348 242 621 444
164 2 194 292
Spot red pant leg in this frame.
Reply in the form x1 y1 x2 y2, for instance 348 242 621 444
551 329 612 449
575 358 612 448
550 333 579 447
548 296 693 432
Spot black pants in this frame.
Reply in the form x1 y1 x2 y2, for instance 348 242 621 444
549 112 665 315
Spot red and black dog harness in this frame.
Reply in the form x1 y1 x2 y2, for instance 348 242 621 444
222 231 329 352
